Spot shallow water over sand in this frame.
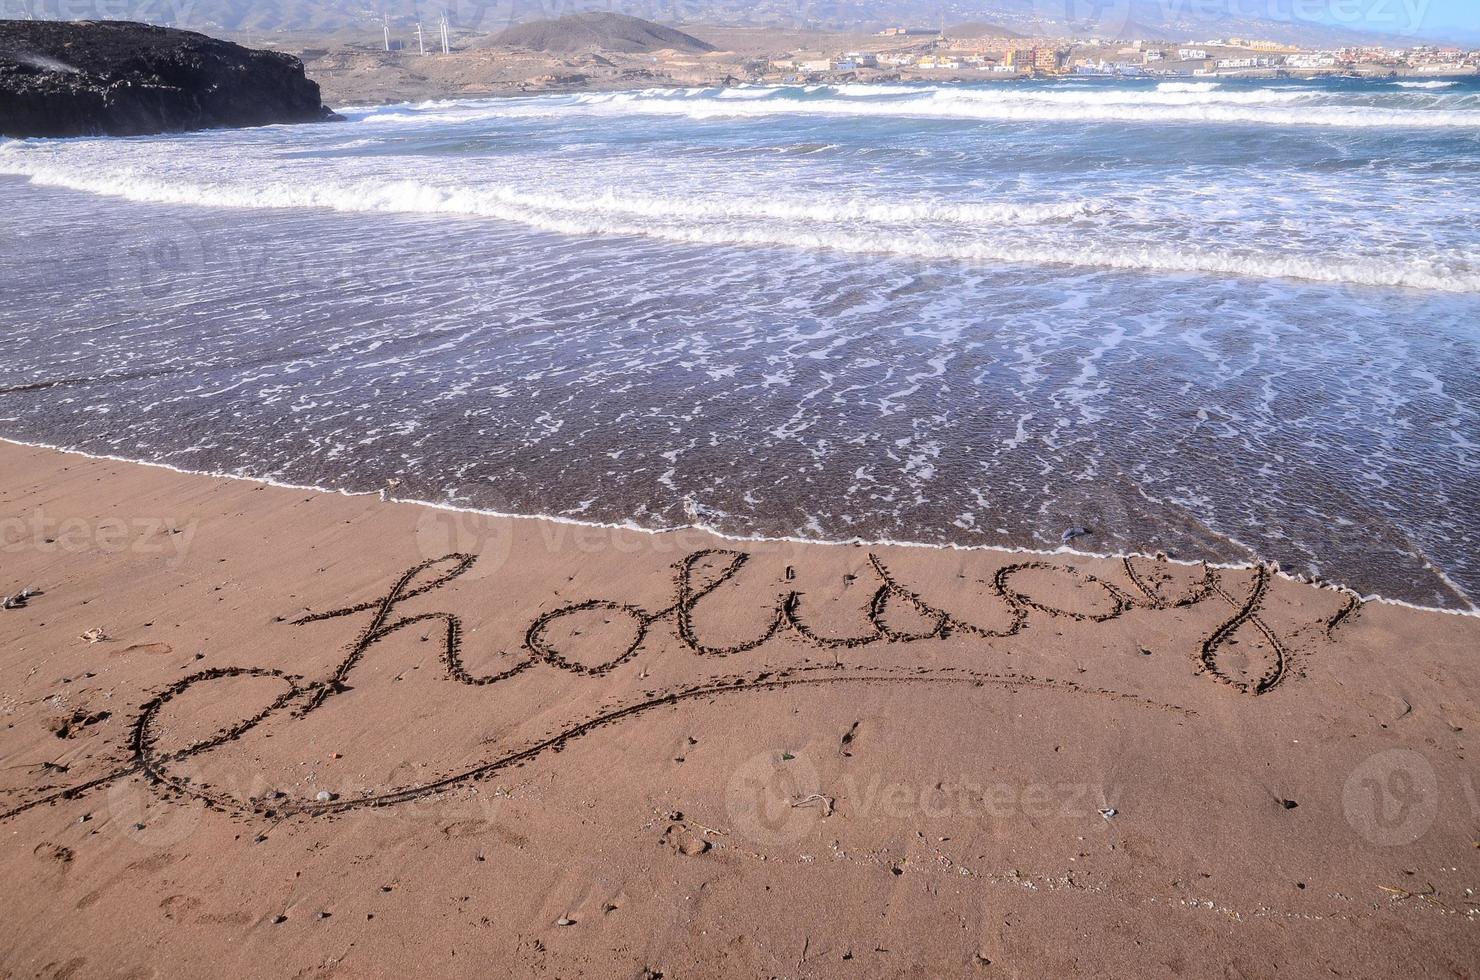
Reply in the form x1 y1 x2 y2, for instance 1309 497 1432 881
1 78 1477 608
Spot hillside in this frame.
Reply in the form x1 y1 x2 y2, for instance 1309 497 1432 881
7 1 1467 47
491 13 715 54
948 21 1025 40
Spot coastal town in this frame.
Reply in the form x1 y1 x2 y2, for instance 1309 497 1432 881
275 13 1478 105
767 28 1480 81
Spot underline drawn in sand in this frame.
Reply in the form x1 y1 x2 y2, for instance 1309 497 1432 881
1 549 1363 825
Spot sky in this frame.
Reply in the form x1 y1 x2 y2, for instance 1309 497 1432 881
1414 0 1475 30
1420 0 1480 40
1308 0 1479 40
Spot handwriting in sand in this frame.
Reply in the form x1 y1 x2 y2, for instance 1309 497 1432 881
1 549 1361 824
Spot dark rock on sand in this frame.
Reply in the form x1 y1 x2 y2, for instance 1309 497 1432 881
0 19 339 138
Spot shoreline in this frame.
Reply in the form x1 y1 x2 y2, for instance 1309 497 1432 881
4 434 1468 621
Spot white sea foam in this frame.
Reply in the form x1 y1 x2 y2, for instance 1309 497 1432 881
937 85 1311 106
393 85 1480 130
1395 80 1459 89
4 434 1470 618
1156 81 1221 93
569 94 1480 129
2 160 1099 227
5 160 1475 293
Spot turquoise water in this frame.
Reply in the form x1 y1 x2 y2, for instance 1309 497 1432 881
1 77 1478 607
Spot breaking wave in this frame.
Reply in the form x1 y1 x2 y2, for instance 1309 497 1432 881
6 162 1476 293
393 84 1480 130
2 161 1101 228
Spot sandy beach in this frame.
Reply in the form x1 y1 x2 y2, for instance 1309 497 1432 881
1 439 1476 976
5 10 1479 977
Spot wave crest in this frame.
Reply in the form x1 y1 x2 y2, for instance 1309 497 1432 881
6 161 1476 293
419 85 1480 130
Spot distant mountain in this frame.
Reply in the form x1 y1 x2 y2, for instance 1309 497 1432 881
948 21 1024 40
491 12 715 54
0 0 1465 47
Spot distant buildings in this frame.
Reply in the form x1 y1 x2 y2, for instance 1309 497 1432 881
765 32 1475 83
1075 60 1148 77
1001 47 1033 70
1215 56 1278 69
1033 47 1066 72
1286 53 1338 68
876 27 942 37
1225 38 1298 52
1000 47 1066 73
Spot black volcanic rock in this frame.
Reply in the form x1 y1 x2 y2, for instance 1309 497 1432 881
0 19 338 138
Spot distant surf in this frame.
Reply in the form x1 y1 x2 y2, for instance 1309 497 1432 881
5 162 1474 293
349 82 1480 129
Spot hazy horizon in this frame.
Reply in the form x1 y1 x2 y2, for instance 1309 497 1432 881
0 0 1474 46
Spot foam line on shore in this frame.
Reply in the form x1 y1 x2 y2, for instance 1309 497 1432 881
355 84 1480 130
5 163 1475 293
2 434 1473 620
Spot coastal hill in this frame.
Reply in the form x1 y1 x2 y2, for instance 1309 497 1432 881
27 0 1460 48
0 20 337 138
947 21 1025 39
491 13 716 55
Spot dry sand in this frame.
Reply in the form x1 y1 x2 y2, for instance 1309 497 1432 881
1 439 1477 977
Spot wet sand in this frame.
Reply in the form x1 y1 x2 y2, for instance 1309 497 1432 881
1 439 1477 977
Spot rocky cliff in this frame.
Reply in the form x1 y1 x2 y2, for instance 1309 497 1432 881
0 20 338 138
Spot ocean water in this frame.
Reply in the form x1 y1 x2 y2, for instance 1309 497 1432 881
1 77 1477 609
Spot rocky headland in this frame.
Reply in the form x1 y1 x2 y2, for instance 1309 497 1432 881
0 20 338 138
